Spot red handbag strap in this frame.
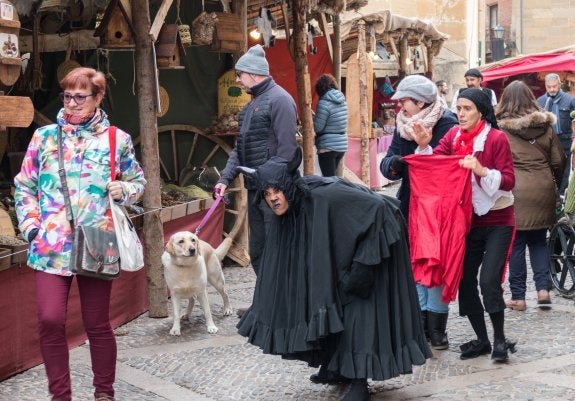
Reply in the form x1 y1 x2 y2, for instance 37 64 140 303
108 126 117 180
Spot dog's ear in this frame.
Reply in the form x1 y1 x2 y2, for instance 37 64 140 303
165 237 175 255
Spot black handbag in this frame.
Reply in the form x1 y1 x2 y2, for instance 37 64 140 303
57 127 120 280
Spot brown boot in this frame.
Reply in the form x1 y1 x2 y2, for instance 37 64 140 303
94 393 115 401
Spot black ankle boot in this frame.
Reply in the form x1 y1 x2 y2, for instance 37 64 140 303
421 310 429 340
491 338 517 362
460 339 491 359
428 311 449 350
309 365 351 385
342 379 370 401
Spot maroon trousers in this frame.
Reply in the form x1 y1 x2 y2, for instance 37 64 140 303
35 271 116 401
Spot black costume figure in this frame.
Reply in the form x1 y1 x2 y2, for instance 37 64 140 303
236 153 431 400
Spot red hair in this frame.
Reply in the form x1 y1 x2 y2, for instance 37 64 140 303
60 67 106 96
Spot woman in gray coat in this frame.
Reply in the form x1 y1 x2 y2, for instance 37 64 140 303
496 80 566 311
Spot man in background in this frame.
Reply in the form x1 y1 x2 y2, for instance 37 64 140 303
214 45 298 317
450 68 497 113
436 80 449 108
537 73 575 194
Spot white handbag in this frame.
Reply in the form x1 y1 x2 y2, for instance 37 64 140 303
109 193 145 272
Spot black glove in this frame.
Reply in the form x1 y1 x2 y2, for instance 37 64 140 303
27 228 39 242
390 156 407 176
341 262 375 299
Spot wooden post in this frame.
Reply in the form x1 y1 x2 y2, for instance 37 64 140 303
318 13 332 62
291 0 314 175
333 14 342 88
232 0 247 58
357 20 370 187
333 14 343 177
426 44 434 79
132 0 168 317
399 32 408 79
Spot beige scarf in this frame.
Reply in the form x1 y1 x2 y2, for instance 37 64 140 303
396 100 446 141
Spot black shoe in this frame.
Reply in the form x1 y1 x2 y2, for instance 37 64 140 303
460 339 492 360
491 339 517 362
309 366 351 385
342 379 370 401
236 307 248 318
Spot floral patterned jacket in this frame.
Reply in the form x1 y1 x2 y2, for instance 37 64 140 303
14 109 146 275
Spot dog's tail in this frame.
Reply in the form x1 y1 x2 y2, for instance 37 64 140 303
215 237 233 262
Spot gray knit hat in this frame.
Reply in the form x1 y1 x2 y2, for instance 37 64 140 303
391 74 437 104
235 45 270 76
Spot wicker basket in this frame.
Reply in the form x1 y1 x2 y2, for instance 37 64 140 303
178 24 192 47
192 12 218 46
157 86 170 117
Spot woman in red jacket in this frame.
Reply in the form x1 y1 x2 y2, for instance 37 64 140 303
412 88 517 362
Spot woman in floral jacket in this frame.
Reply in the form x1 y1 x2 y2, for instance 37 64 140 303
14 67 146 401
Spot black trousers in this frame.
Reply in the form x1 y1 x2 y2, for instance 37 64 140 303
458 225 514 316
247 189 275 275
558 135 571 195
318 151 345 177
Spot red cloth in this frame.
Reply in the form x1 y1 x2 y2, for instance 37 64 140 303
404 154 473 303
263 38 334 111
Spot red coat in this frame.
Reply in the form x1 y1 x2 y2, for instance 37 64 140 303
404 154 472 303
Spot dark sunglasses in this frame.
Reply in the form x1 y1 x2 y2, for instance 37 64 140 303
235 71 244 78
59 92 95 105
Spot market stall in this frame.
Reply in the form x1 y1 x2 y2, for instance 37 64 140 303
480 45 575 98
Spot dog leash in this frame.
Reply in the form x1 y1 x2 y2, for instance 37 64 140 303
194 195 223 235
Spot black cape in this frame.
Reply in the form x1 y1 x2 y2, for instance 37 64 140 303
237 176 431 381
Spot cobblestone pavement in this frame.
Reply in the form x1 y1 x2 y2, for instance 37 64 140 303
2 184 575 400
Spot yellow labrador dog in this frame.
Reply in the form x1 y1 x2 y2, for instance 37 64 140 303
163 232 233 335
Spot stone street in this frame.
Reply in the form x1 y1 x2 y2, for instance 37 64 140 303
2 185 575 401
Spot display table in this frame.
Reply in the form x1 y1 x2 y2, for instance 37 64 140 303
0 203 224 381
344 135 394 189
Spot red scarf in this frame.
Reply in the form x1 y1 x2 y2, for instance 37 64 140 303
63 111 96 125
453 120 486 155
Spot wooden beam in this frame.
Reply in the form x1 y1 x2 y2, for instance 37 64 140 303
292 0 314 176
232 0 247 57
333 14 341 87
0 96 33 128
149 0 174 42
119 0 133 23
281 2 291 51
20 31 99 53
357 20 370 187
318 13 332 62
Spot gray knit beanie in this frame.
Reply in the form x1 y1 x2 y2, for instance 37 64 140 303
391 74 437 104
235 45 270 76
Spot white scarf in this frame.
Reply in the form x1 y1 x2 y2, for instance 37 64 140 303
396 99 446 141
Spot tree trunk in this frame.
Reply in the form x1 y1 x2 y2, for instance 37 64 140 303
357 20 370 187
291 0 314 175
132 1 168 318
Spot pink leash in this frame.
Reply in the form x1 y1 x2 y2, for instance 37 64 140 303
194 195 223 235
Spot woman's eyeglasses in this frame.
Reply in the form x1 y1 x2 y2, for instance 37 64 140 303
59 93 95 105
